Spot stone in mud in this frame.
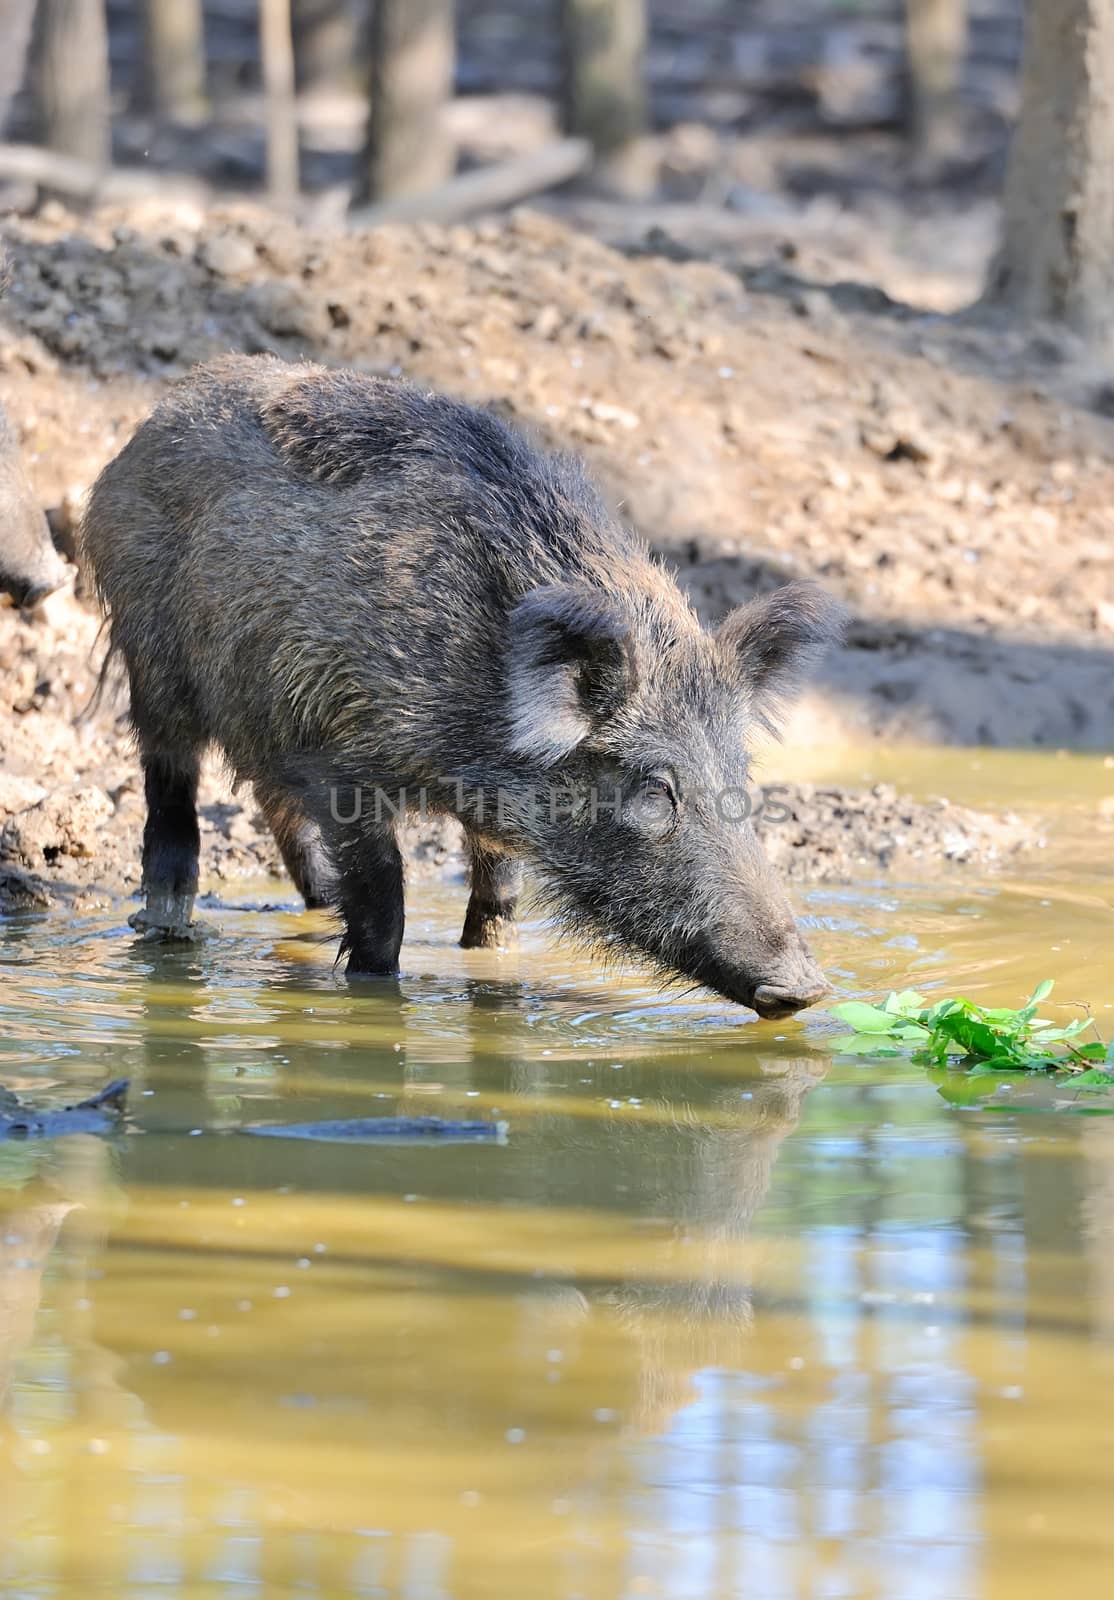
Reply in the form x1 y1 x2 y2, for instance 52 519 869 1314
246 281 330 343
197 230 258 280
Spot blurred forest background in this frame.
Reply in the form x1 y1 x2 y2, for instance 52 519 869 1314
3 2 1108 337
0 3 1020 239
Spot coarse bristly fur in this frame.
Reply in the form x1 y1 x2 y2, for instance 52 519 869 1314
82 354 844 1017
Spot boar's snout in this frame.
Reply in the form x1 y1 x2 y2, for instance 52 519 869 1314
748 934 829 1019
686 923 829 1019
751 976 828 1020
0 515 68 610
744 928 828 1018
4 569 62 610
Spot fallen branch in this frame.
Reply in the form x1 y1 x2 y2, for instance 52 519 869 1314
0 141 208 206
348 137 592 228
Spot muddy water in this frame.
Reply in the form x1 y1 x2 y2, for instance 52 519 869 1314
1 752 1113 1600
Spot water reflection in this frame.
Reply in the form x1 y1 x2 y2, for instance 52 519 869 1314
0 879 1113 1598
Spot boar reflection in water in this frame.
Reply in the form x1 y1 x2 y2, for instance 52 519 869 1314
82 356 842 1016
605 1060 822 1431
0 1138 114 1415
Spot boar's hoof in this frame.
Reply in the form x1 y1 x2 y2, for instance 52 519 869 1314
751 981 829 1021
129 894 204 944
129 917 206 945
460 909 518 951
342 964 402 987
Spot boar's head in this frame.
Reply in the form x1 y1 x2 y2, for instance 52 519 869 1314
0 414 67 609
504 579 843 1018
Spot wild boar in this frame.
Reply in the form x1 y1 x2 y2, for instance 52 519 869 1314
0 403 66 609
82 355 842 1018
0 256 66 608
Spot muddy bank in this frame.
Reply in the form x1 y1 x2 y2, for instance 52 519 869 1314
2 200 1113 749
756 781 1037 882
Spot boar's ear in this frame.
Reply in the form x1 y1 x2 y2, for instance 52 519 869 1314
717 582 845 730
507 584 636 765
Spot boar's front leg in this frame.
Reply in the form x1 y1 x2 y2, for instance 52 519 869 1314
129 752 201 941
328 822 406 977
460 837 522 950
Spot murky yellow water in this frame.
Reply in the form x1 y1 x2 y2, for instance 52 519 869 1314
1 750 1113 1599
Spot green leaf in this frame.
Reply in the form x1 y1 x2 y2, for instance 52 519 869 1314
927 1070 1001 1106
830 1033 904 1058
1069 1069 1114 1091
883 989 926 1017
890 1022 931 1042
1068 1042 1108 1062
829 1002 900 1034
932 1012 1005 1060
825 981 1109 1092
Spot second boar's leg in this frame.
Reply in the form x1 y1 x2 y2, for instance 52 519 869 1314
460 838 523 950
129 751 201 940
329 823 406 977
254 781 334 909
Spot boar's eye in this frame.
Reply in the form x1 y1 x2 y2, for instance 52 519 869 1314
643 774 677 805
624 772 678 834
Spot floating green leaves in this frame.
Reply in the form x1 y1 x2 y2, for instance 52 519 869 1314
829 981 1114 1086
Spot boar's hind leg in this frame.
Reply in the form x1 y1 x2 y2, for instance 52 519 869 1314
255 781 334 909
129 751 202 941
461 839 522 950
329 824 406 977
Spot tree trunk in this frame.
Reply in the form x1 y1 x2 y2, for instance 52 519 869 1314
28 0 111 168
137 0 206 122
559 0 648 186
0 0 39 135
260 0 300 204
355 0 455 206
986 0 1114 342
293 0 362 93
904 0 967 160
